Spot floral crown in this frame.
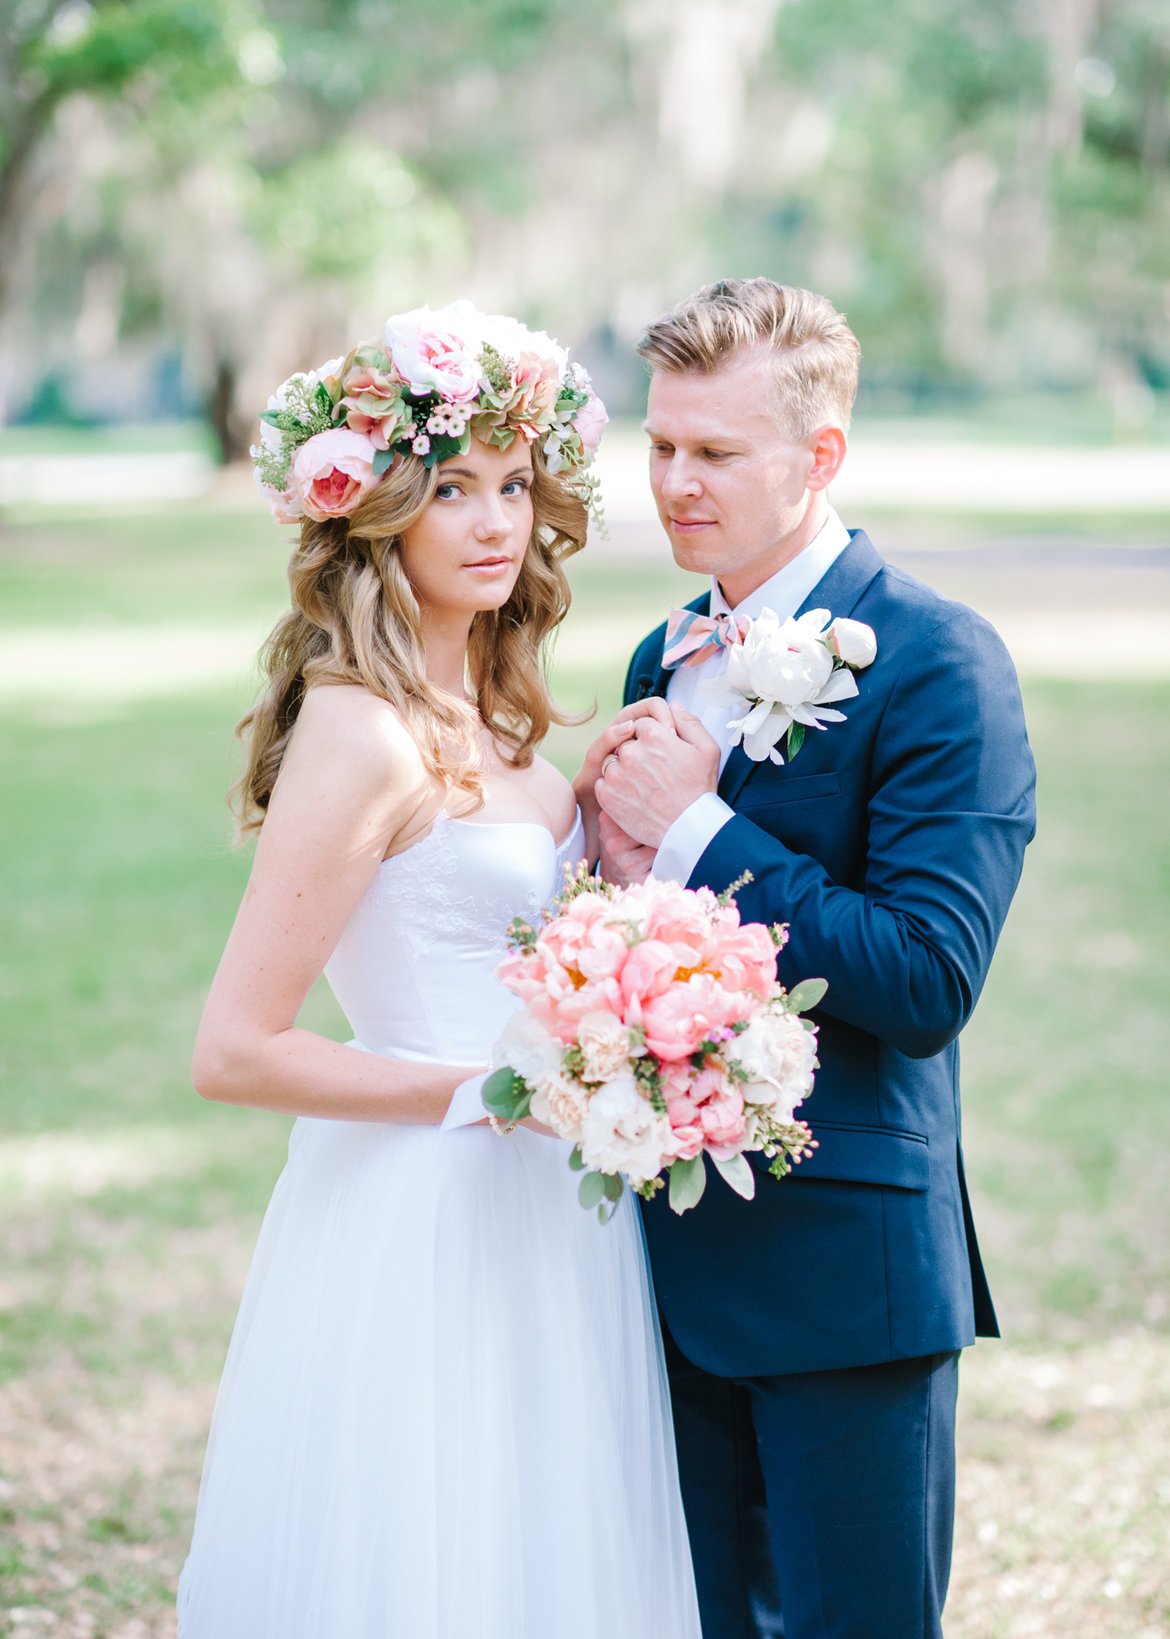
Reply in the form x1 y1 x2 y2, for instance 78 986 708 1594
251 298 608 527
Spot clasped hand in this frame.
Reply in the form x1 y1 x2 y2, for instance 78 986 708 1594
575 699 721 885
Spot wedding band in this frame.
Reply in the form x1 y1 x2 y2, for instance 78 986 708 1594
601 753 621 776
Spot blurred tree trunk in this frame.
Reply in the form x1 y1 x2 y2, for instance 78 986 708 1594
208 359 248 467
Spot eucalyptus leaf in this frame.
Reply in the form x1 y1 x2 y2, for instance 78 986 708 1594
568 1146 586 1172
713 1152 756 1201
372 446 395 477
668 1155 707 1215
602 1172 624 1203
787 977 829 1013
578 1170 607 1210
481 1066 523 1118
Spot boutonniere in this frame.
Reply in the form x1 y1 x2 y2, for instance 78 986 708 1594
714 607 878 765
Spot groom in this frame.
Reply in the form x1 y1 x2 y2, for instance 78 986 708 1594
586 278 1036 1638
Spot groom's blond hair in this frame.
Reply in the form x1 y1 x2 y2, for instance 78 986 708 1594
638 277 861 438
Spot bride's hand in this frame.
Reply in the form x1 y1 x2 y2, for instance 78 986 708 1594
599 811 656 887
573 702 668 860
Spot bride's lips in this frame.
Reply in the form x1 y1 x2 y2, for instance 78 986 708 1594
464 555 513 576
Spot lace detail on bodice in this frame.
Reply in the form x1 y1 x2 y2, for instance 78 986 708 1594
362 814 546 958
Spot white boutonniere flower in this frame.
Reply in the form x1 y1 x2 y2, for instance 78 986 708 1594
717 608 877 765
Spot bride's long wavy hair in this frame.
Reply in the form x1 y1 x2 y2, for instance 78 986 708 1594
233 446 588 834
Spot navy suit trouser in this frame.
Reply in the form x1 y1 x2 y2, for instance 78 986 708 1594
664 1328 959 1639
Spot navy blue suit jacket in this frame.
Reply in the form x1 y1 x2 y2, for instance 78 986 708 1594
628 531 1037 1378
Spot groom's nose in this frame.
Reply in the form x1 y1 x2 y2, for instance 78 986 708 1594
659 454 703 503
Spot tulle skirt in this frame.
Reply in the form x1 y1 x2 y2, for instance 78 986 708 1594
177 1115 700 1638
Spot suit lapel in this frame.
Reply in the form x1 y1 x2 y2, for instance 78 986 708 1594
716 532 886 810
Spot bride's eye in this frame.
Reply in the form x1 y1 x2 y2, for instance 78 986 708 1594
502 478 531 497
434 482 462 500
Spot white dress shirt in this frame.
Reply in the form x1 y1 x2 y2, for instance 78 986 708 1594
652 507 852 886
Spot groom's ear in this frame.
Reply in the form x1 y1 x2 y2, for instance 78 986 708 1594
805 425 848 492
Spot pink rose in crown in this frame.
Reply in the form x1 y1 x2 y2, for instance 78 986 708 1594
383 304 483 404
574 391 609 457
291 428 381 521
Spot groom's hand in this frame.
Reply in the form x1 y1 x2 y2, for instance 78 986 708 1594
597 702 720 849
598 811 655 886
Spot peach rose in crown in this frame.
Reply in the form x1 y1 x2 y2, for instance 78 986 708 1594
500 352 561 438
291 428 381 521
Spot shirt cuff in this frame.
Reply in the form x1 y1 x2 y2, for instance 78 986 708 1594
652 792 736 886
440 1072 489 1132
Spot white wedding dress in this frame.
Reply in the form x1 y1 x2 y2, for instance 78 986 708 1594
177 809 701 1638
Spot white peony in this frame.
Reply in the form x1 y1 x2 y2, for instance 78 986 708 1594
579 1074 671 1188
480 310 568 377
724 607 832 706
493 1009 564 1085
733 1006 818 1123
577 1011 638 1083
826 617 878 669
722 607 861 764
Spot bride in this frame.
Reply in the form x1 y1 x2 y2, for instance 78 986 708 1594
177 301 701 1637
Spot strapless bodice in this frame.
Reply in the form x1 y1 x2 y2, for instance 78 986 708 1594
323 810 585 1065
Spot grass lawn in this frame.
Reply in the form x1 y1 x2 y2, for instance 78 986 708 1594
1 505 1168 1637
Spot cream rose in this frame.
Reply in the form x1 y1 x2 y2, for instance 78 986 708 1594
529 1072 589 1142
576 1011 637 1083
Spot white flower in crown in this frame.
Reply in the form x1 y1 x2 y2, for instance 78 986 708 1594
719 607 877 765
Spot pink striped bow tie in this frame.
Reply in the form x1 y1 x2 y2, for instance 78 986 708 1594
662 607 752 669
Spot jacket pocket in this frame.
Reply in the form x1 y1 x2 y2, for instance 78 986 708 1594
739 771 841 808
795 1120 930 1191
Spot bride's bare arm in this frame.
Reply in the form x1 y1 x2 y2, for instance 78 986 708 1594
192 685 473 1122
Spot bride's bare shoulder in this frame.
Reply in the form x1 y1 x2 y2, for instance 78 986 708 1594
279 684 429 808
293 684 421 761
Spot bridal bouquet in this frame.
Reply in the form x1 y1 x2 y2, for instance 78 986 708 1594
483 870 822 1220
